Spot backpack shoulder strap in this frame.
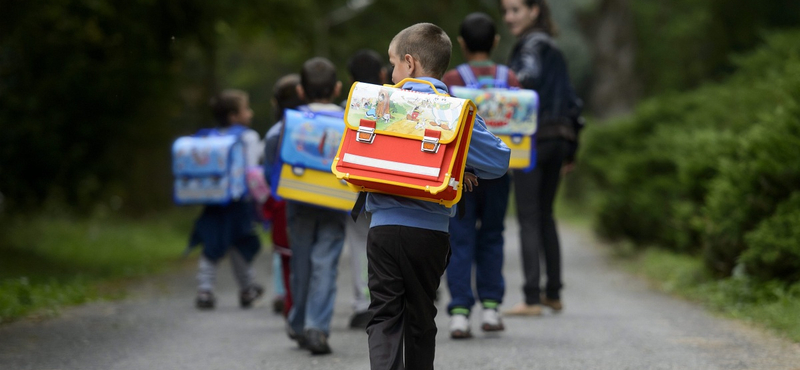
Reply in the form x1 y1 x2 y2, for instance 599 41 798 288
456 64 479 88
192 128 216 137
495 64 509 88
220 124 248 139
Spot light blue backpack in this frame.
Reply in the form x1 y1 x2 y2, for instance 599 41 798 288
171 125 248 205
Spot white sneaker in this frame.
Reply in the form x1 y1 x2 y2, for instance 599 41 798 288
449 314 472 339
481 308 505 332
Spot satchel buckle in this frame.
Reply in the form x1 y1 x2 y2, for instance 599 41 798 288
356 119 376 144
421 129 441 153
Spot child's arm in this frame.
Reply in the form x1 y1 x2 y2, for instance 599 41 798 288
262 123 282 186
465 114 510 180
242 130 264 167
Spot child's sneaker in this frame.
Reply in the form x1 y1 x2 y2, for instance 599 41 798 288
449 314 472 339
481 308 505 332
196 290 215 309
239 284 264 308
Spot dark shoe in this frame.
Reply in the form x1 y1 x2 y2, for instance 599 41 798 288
272 297 285 314
541 295 563 312
196 290 215 309
286 323 308 349
239 284 264 308
304 328 332 355
348 310 372 329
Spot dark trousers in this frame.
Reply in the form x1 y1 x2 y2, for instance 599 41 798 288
446 173 510 313
366 225 451 370
513 139 568 303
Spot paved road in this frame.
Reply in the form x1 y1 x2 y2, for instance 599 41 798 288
2 220 799 370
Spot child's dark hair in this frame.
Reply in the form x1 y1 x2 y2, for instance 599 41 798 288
391 23 452 79
522 0 558 36
460 12 496 53
209 89 248 127
347 49 384 85
272 73 303 122
300 57 338 102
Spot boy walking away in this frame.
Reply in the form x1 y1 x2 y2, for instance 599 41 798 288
265 58 346 355
342 49 388 329
189 89 264 309
441 12 520 339
366 23 510 370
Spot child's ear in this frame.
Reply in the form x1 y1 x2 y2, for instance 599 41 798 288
493 34 500 50
457 36 468 55
296 85 306 101
404 54 417 76
333 81 342 99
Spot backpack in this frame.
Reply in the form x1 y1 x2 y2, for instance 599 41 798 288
171 125 249 205
273 108 356 211
450 64 539 171
332 78 477 208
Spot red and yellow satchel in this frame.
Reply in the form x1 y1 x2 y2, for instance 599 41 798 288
332 78 477 207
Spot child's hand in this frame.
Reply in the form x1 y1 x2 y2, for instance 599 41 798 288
463 172 478 192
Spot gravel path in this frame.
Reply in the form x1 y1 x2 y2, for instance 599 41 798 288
2 219 799 370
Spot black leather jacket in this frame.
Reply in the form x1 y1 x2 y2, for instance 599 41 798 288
508 30 583 146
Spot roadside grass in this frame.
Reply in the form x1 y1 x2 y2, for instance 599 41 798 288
556 193 800 343
621 247 800 342
0 208 199 324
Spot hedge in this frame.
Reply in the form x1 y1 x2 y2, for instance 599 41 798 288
578 30 800 282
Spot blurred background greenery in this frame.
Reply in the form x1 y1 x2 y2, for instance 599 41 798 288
1 0 799 335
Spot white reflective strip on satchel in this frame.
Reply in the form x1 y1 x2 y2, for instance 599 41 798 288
342 153 441 177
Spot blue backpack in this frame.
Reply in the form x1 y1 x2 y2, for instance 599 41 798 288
451 64 538 171
171 125 249 205
271 108 356 211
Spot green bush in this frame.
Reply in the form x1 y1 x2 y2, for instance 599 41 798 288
740 192 800 282
579 30 800 281
701 44 800 275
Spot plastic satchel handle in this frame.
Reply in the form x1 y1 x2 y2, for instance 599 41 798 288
390 78 450 97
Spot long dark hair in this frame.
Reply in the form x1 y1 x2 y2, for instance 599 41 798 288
523 0 557 36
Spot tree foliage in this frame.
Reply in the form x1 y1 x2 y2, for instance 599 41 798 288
1 0 519 215
629 0 800 95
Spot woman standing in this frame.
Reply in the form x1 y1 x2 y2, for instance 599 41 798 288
501 0 583 316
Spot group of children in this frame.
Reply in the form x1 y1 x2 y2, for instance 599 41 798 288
185 16 559 370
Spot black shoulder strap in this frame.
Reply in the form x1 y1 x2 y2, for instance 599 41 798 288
350 191 368 222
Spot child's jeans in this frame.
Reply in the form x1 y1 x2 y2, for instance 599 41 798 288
285 201 346 337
